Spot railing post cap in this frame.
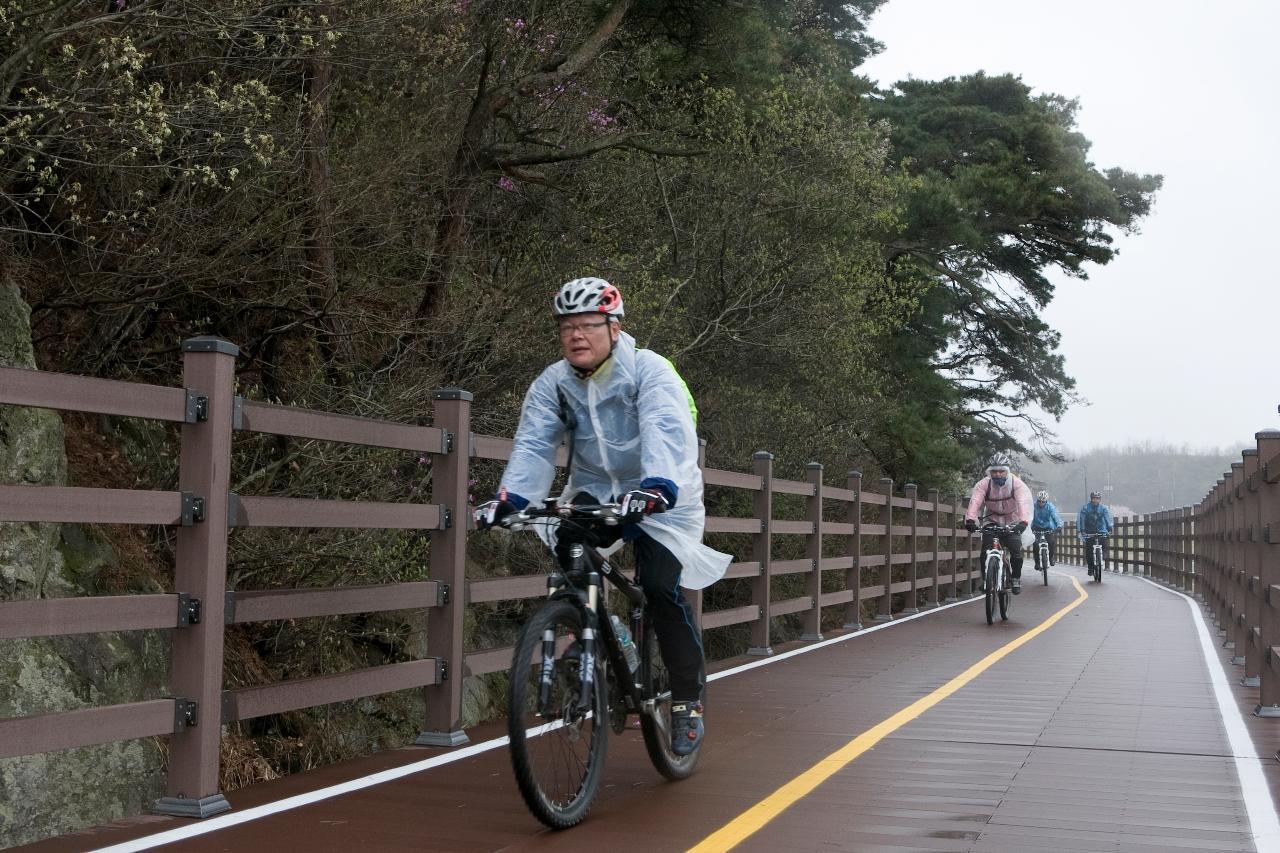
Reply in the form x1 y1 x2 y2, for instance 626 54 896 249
1232 462 1243 469
904 483 917 491
182 336 239 356
879 476 893 484
848 470 862 478
806 462 823 471
432 388 474 401
753 451 774 460
1257 430 1280 439
1242 449 1258 457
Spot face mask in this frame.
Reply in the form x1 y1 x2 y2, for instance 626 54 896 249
991 476 1008 486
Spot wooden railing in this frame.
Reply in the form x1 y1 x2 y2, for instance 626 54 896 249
0 337 990 818
1060 428 1280 718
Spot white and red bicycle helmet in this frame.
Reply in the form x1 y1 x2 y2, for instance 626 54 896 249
553 277 624 318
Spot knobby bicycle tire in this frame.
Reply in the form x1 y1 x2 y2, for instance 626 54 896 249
1040 544 1050 585
639 618 701 779
507 599 608 829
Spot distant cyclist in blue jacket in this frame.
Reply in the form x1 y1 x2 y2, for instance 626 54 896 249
1031 490 1062 567
1077 491 1113 574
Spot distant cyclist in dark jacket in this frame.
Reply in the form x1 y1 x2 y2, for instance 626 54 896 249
1031 490 1062 567
1077 491 1113 574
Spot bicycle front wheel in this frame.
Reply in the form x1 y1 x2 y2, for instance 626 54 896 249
639 620 701 780
984 558 998 625
508 599 608 829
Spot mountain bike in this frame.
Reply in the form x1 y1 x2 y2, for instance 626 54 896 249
490 500 699 829
1083 533 1107 583
978 521 1015 624
1032 528 1051 586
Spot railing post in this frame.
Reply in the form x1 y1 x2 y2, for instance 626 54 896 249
803 463 824 640
876 477 894 621
1229 463 1246 665
688 439 708 635
844 471 863 630
749 452 774 656
1179 506 1191 593
945 493 959 602
154 337 238 818
964 508 977 596
416 389 472 747
902 484 919 614
928 488 941 607
1254 430 1280 716
1242 450 1262 687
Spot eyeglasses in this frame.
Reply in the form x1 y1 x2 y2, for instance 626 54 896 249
557 318 611 337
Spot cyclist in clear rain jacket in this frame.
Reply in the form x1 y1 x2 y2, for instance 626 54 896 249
964 454 1034 593
1077 491 1113 573
475 277 730 756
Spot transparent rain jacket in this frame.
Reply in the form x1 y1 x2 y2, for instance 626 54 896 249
499 332 731 589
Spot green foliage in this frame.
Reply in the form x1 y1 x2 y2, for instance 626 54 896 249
866 72 1162 469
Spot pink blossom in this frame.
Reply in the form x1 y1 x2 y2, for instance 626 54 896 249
498 176 517 192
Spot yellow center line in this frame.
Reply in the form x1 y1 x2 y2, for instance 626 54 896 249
687 574 1089 853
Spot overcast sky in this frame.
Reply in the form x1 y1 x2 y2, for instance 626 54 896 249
859 0 1280 455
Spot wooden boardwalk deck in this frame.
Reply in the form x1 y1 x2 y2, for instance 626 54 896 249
19 564 1280 853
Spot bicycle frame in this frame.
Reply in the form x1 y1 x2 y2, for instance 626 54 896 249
1083 534 1106 571
980 523 1014 590
542 541 650 719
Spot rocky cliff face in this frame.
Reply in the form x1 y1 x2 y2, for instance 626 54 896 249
0 277 165 847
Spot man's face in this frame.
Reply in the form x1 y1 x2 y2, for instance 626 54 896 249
990 468 1009 483
1091 496 1101 505
1036 499 1046 508
558 313 619 370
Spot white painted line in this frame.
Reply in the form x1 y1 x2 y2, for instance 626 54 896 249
93 592 983 852
1137 575 1280 853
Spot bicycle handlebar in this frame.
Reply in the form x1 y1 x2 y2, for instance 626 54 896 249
496 502 625 530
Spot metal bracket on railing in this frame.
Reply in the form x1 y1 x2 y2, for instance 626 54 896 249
439 506 452 530
173 698 199 732
231 395 245 430
436 583 450 607
440 429 454 455
185 390 209 423
176 593 202 626
226 493 240 528
436 658 449 683
180 492 206 526
224 590 237 624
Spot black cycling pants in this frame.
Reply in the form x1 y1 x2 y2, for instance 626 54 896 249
1031 529 1057 564
981 529 1024 578
633 533 705 703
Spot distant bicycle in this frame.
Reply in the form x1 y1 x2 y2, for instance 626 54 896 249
488 500 699 829
1083 533 1107 583
977 521 1015 624
1032 528 1051 586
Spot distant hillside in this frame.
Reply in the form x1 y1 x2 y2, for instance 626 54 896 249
1020 443 1243 515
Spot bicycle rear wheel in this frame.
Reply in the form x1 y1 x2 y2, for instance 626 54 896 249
508 599 608 829
639 618 701 779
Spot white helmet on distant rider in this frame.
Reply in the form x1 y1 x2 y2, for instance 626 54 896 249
1036 490 1049 504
